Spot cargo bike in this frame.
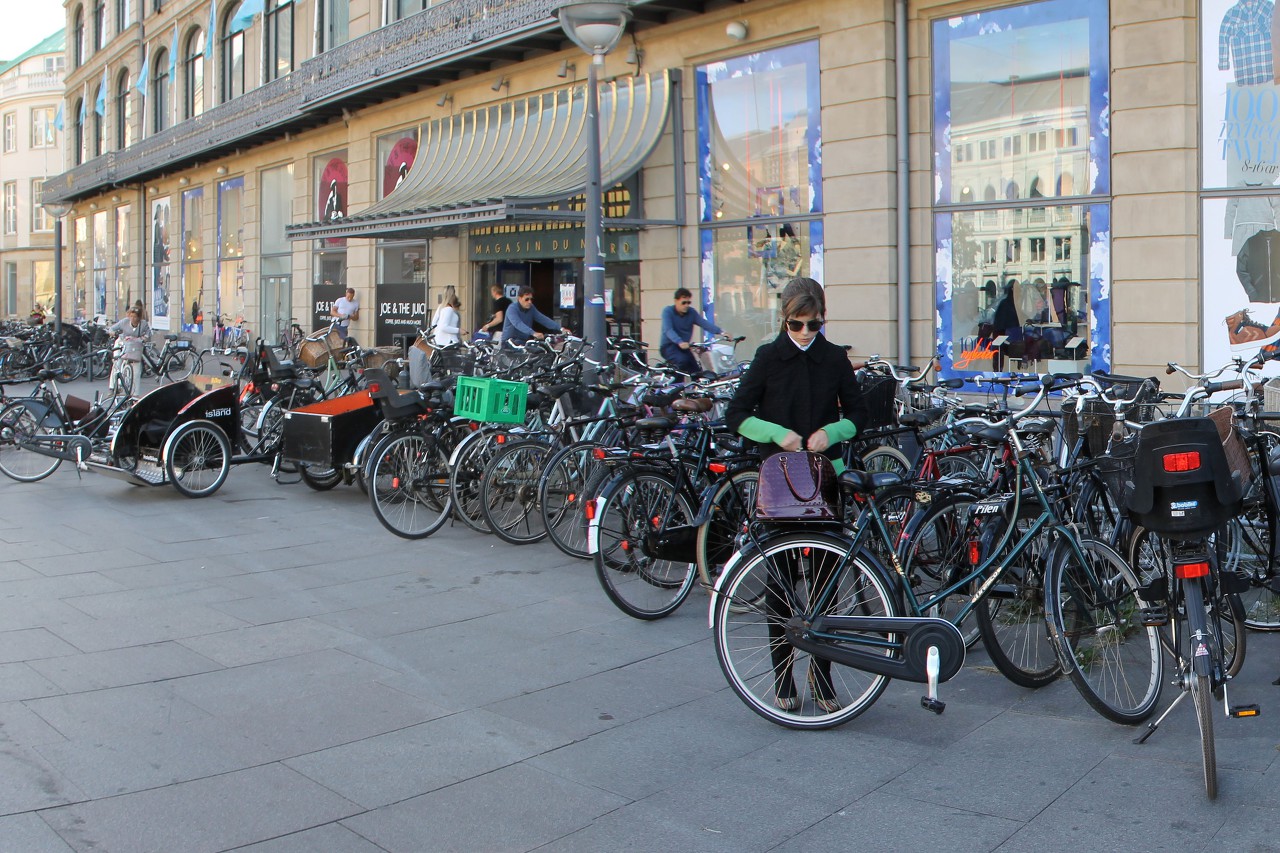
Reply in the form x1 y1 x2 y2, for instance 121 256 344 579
5 375 277 497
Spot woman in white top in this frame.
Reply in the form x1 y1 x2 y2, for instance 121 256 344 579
431 286 463 346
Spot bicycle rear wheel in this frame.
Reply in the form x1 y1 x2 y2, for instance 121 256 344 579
0 401 64 482
481 440 552 545
1045 537 1162 724
592 469 698 620
712 532 899 729
897 494 981 648
972 508 1060 688
540 441 607 559
448 429 503 533
368 431 452 539
1183 577 1218 799
163 349 197 382
694 468 759 590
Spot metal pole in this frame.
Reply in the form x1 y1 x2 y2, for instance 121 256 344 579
895 0 911 366
582 52 607 375
53 216 64 341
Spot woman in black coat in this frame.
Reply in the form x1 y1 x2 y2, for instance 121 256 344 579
724 277 869 715
725 279 867 468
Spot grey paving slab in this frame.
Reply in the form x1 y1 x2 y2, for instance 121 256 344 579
63 579 247 619
231 823 388 852
27 641 223 692
536 802 744 853
310 586 513 639
0 627 81 663
0 559 42 582
24 682 211 741
787 790 1024 853
175 617 369 667
0 742 88 815
32 716 273 798
40 763 366 853
0 699 69 747
285 708 571 808
0 813 76 852
95 558 250 589
0 661 66 702
1203 804 1280 852
47 604 252 653
20 547 157 577
341 762 628 853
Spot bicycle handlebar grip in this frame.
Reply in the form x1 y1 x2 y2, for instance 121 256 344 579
1204 379 1244 394
1165 364 1177 375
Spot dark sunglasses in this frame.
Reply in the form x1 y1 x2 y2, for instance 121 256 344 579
786 318 824 332
678 299 692 305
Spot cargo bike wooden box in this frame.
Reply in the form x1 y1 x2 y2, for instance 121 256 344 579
21 378 277 497
280 387 385 491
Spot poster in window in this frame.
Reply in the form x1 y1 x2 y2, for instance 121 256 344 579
382 136 417 198
317 154 347 247
150 196 172 330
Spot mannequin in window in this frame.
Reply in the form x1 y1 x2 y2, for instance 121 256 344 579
324 179 344 221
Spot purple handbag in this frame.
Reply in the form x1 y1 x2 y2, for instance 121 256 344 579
754 451 840 522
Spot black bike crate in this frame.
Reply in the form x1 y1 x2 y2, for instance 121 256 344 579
282 391 382 469
1124 415 1244 539
858 373 898 431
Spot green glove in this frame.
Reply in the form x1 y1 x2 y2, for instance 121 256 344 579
738 416 791 445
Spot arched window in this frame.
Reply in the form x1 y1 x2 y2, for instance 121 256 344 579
72 98 84 165
184 29 204 119
265 0 293 81
73 7 86 67
982 185 996 202
1029 176 1044 198
115 0 129 34
116 69 132 149
153 49 169 133
94 79 107 156
1005 181 1019 199
1056 172 1074 196
222 8 245 101
93 0 106 52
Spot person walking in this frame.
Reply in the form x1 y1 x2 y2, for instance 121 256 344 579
478 284 511 341
660 287 728 376
431 286 463 346
331 287 360 342
502 286 570 345
724 276 867 714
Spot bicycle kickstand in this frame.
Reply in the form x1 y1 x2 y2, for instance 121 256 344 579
920 645 946 714
74 444 87 475
1133 690 1189 744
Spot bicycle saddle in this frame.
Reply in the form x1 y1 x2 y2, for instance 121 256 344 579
164 334 179 341
672 398 713 413
838 469 903 494
635 416 675 431
36 369 59 381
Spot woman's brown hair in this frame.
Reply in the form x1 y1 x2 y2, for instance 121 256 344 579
778 277 825 331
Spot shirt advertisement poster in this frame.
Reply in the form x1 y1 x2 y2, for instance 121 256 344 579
150 197 172 330
1204 0 1280 370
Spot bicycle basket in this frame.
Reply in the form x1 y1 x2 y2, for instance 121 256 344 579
858 373 898 431
1125 415 1244 538
1063 376 1161 457
1093 435 1136 507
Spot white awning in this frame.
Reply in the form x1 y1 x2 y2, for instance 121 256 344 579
287 69 675 241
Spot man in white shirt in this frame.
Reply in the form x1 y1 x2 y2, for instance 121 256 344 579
331 287 360 341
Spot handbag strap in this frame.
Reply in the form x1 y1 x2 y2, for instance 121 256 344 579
780 454 822 502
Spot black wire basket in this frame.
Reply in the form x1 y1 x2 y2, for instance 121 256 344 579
859 373 899 432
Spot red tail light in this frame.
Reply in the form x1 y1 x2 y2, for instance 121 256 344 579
1175 561 1210 579
708 462 727 474
496 434 506 444
585 501 596 520
368 383 381 394
1162 451 1201 472
592 448 607 460
968 540 981 566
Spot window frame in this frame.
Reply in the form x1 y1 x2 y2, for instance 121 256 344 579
152 49 169 132
3 182 18 235
2 112 15 153
184 28 205 119
93 0 106 52
31 107 55 149
32 179 51 232
222 10 245 101
115 69 132 149
73 6 86 67
264 0 294 81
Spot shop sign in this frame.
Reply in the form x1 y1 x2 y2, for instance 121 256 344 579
376 282 428 346
469 230 639 262
312 280 345 330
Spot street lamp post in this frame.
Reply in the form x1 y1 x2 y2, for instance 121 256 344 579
557 0 631 376
42 196 73 342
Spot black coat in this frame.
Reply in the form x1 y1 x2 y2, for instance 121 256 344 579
725 334 868 460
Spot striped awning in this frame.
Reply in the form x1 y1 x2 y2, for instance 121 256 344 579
287 69 675 241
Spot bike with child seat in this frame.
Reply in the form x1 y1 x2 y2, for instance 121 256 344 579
708 374 1153 729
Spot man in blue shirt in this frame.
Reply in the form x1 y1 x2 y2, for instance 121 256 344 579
502 286 570 345
660 287 727 375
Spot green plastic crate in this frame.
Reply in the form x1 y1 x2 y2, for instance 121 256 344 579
453 375 529 424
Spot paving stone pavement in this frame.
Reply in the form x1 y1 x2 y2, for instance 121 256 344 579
0 408 1277 851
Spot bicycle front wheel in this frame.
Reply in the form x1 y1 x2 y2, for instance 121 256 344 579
163 349 197 381
540 441 608 559
1046 537 1162 724
368 431 452 539
1183 577 1218 799
694 468 759 590
592 469 697 620
481 440 552 545
0 401 64 482
713 532 899 729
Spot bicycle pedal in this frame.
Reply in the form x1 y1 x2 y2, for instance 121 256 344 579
1138 606 1167 627
920 696 945 714
1230 704 1260 718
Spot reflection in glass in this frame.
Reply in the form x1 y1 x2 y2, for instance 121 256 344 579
182 188 205 333
709 221 813 345
942 206 1090 373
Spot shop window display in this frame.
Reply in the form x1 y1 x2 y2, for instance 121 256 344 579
933 0 1110 380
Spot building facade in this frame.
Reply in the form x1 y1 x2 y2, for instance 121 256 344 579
0 31 65 319
40 0 1263 379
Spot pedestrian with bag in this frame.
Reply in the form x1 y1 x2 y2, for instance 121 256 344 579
724 277 867 714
